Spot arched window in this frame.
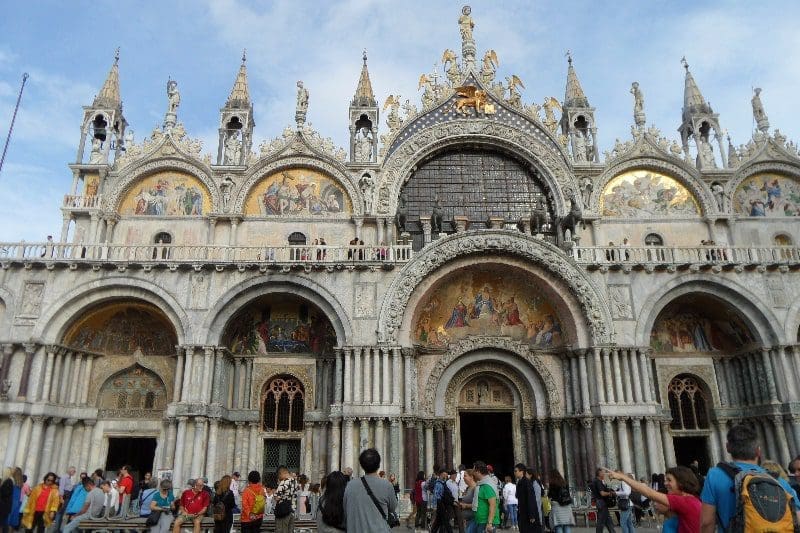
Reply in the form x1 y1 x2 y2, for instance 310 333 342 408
644 233 663 246
153 232 172 260
774 234 792 246
287 232 306 245
263 376 305 432
668 375 709 430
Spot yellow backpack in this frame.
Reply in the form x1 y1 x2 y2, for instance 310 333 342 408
718 463 800 533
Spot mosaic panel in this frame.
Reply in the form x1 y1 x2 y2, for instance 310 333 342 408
244 168 352 216
733 174 800 216
119 171 211 216
600 169 700 217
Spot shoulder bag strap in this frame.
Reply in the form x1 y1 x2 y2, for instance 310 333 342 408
360 476 387 520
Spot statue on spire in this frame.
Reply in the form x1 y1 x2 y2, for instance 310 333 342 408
751 87 770 133
295 80 309 126
163 78 180 131
631 82 645 128
459 5 474 41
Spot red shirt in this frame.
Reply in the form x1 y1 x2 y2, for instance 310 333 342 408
667 493 702 533
181 489 210 515
35 486 53 512
118 475 134 495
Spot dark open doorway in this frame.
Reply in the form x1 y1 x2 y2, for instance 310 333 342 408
105 437 157 481
673 436 710 473
459 412 514 479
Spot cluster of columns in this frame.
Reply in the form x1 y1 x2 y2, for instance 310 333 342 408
336 346 413 412
173 345 233 406
332 416 403 479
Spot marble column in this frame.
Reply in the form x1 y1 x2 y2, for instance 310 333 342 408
4 415 22 469
434 423 445 469
25 416 46 482
536 420 550 479
403 349 413 413
715 420 729 462
41 348 56 403
329 418 341 471
343 348 353 404
80 356 94 405
304 422 314 476
233 422 246 473
201 346 215 404
353 348 363 404
374 418 386 466
424 421 434 474
23 344 43 401
363 348 372 404
778 347 797 401
343 417 355 472
39 418 60 477
638 350 653 403
790 416 800 456
390 418 401 485
582 418 597 481
172 350 184 403
628 349 642 404
620 350 634 403
551 420 563 477
616 418 632 474
593 348 606 403
773 416 791 465
334 349 344 404
181 347 195 402
445 421 455 470
611 349 624 403
191 417 208 477
358 419 370 459
404 420 418 490
631 417 645 479
602 417 617 469
381 349 390 405
247 422 258 472
567 420 582 488
206 418 220 482
173 416 187 485
644 418 660 475
761 348 779 403
164 418 177 468
371 348 381 405
57 418 78 474
523 421 535 469
79 420 96 473
660 420 675 468
392 348 402 406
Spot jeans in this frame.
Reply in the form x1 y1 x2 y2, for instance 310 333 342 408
150 511 173 533
506 504 518 526
554 526 573 533
465 521 479 533
619 509 634 533
275 514 294 533
62 513 91 533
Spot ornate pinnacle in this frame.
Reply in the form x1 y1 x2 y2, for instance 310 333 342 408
681 56 689 71
242 49 247 63
114 47 120 65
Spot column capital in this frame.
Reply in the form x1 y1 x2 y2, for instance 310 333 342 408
534 419 546 430
629 416 643 426
1 343 14 356
550 419 563 429
177 415 190 423
580 417 594 429
247 421 259 429
522 419 534 430
31 415 47 424
403 418 416 429
195 416 208 425
234 420 246 427
9 413 24 423
423 419 435 429
343 416 357 424
203 346 216 357
23 342 38 355
64 418 78 426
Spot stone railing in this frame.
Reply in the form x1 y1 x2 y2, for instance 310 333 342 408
572 245 800 267
63 194 102 209
0 242 413 265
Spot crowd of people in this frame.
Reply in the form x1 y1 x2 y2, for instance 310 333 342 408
2 424 800 533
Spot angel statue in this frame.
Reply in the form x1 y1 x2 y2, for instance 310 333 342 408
505 75 524 108
459 5 474 42
542 97 561 133
166 79 180 114
419 74 435 110
442 49 461 86
480 49 498 85
383 95 402 131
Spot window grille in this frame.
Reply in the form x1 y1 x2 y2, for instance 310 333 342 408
263 376 305 432
668 375 709 430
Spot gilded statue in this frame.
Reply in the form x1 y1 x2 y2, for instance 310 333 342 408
383 94 402 130
442 49 461 86
459 6 474 42
542 97 561 133
452 85 489 116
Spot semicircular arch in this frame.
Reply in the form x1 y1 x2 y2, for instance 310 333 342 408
234 155 361 216
201 274 352 347
727 161 800 217
444 363 532 419
634 275 783 347
378 230 612 347
93 363 170 414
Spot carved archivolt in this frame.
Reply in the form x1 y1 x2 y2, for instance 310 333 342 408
377 120 578 216
589 155 713 216
106 155 219 214
233 155 362 216
444 362 534 418
377 230 613 346
422 335 562 417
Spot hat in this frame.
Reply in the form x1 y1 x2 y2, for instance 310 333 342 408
487 465 494 473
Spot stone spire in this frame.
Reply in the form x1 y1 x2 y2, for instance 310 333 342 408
564 53 589 108
93 48 121 108
352 50 376 107
226 50 250 108
678 57 727 168
681 57 711 116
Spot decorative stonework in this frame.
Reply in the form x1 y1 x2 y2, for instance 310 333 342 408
654 361 720 408
444 362 534 418
114 124 208 171
377 230 612 345
421 335 562 417
252 362 315 410
353 283 376 319
17 281 45 319
257 124 347 165
376 119 577 216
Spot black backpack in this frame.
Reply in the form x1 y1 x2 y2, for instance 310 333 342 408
439 480 455 507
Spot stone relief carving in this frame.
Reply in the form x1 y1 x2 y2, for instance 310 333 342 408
256 124 347 167
377 231 612 346
608 284 634 319
115 122 206 171
18 281 45 318
252 363 314 410
421 335 562 417
353 283 376 319
443 362 534 418
189 273 209 310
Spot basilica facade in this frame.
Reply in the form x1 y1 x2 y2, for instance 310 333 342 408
1 6 800 494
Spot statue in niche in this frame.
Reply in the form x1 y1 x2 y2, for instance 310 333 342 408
711 182 726 211
432 197 444 233
751 87 769 133
224 131 242 165
88 137 104 164
572 131 588 162
220 177 234 211
166 79 180 114
696 137 717 169
476 380 489 405
581 177 593 208
355 127 373 162
631 81 646 128
459 5 474 42
396 190 408 232
359 173 374 213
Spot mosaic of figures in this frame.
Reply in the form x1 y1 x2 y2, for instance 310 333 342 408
83 175 99 196
63 301 178 356
223 295 336 356
413 267 565 348
98 365 167 413
650 296 756 353
244 168 351 217
733 174 800 217
601 170 700 217
119 171 211 216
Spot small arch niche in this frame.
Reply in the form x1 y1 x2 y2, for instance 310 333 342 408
668 374 710 430
226 116 243 131
287 232 307 245
92 114 108 142
355 113 372 131
644 233 664 246
98 365 167 416
262 375 305 432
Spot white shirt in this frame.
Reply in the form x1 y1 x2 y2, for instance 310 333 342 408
503 482 518 505
615 481 631 498
446 479 459 500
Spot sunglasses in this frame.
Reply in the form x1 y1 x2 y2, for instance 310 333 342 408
46 478 55 482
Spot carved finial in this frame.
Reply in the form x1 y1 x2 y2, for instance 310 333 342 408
242 49 247 64
362 49 368 65
566 49 572 65
114 47 120 65
681 56 689 71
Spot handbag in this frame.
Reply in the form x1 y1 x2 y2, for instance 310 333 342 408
145 509 161 526
558 487 573 506
274 498 293 519
361 476 400 528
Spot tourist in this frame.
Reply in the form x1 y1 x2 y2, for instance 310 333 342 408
700 424 800 532
472 461 500 533
430 468 452 533
229 471 242 510
265 486 275 515
297 474 309 514
212 475 235 533
388 473 400 501
138 478 158 518
590 468 616 533
117 465 134 518
63 473 89 523
613 472 634 533
525 469 544 530
0 468 13 533
149 479 175 533
106 479 119 517
309 483 321 517
457 469 476 533
7 468 22 532
62 478 110 533
605 467 700 533
343 448 396 533
21 472 60 533
502 475 518 530
240 471 265 533
172 478 210 533
546 469 574 533
448 470 464 533
341 467 353 481
55 466 76 529
515 464 542 533
137 472 153 500
274 467 299 533
317 471 347 532
406 470 426 529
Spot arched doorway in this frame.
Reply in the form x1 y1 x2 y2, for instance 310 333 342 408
667 374 712 471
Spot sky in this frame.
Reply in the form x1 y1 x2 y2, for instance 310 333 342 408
0 0 798 241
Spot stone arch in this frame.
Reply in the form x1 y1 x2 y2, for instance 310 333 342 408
444 363 532 419
260 373 306 432
202 274 352 347
377 120 578 218
377 230 613 346
233 155 361 216
106 156 219 214
423 337 561 418
634 275 783 347
590 156 713 215
663 372 714 431
95 363 169 415
33 278 190 346
727 161 800 216
783 299 800 343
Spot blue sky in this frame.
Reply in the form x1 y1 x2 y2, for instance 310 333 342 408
0 0 798 241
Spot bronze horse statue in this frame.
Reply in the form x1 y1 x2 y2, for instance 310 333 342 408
530 197 548 234
556 199 584 245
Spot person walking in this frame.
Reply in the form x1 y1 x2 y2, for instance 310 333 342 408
240 471 265 533
343 448 397 533
317 471 347 532
503 475 518 531
212 475 235 533
472 462 500 533
149 479 176 533
515 464 542 533
458 470 477 533
546 469 575 533
274 467 299 533
21 473 60 533
613 473 634 533
407 471 426 529
590 469 616 533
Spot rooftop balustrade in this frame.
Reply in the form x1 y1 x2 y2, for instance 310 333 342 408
572 244 800 268
62 194 103 209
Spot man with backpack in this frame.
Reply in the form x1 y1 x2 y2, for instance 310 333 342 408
700 423 800 532
240 471 265 533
